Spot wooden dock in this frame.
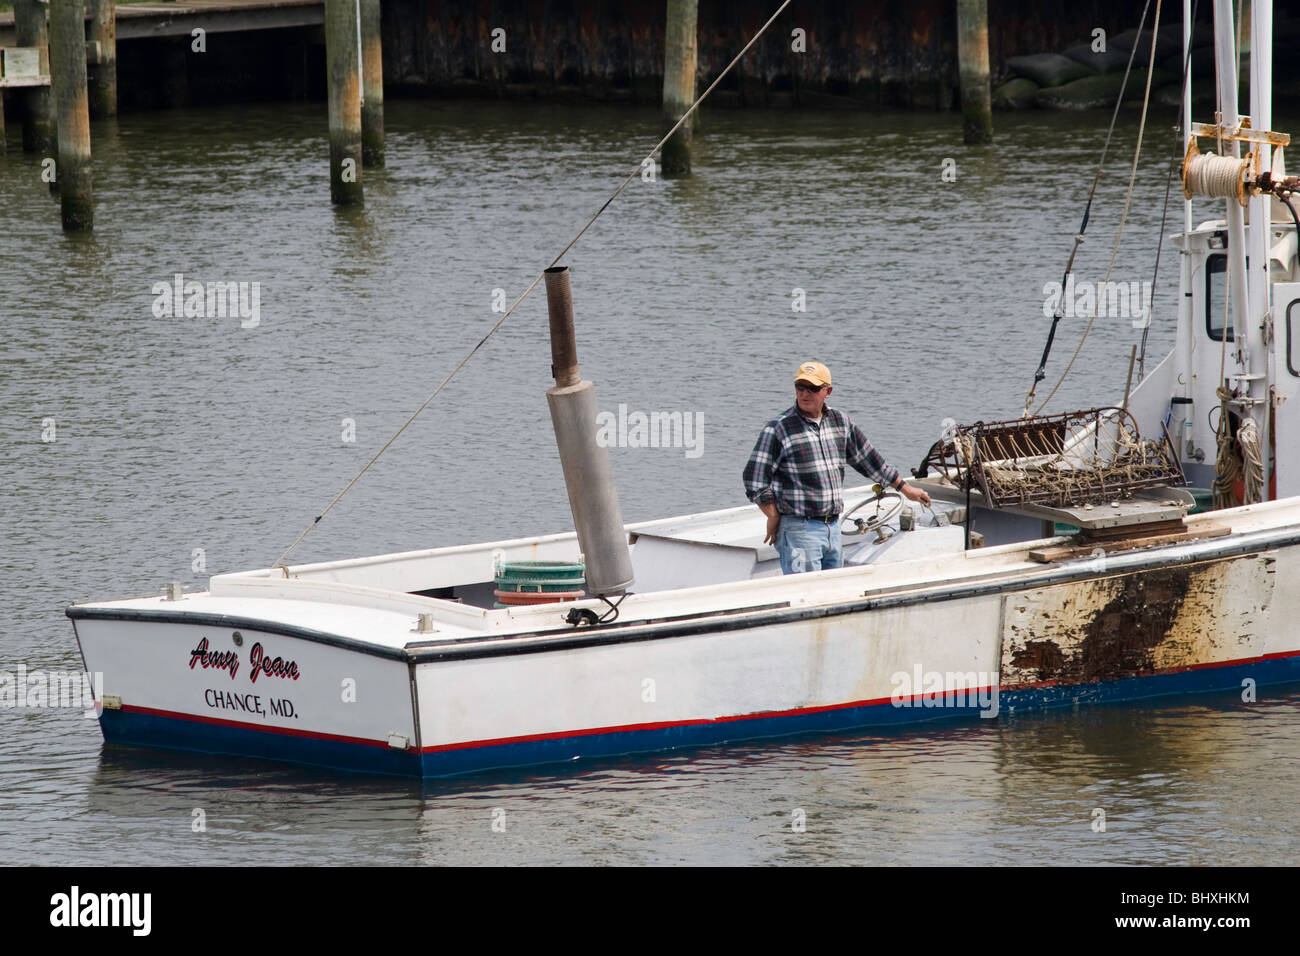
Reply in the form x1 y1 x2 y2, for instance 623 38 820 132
0 0 322 47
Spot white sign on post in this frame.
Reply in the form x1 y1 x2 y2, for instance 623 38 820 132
1 47 44 83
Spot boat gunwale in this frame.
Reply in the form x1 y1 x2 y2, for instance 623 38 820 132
63 605 413 661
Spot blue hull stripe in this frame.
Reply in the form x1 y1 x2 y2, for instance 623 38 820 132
98 654 1300 778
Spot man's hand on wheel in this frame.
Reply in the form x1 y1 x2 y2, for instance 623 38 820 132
899 483 932 508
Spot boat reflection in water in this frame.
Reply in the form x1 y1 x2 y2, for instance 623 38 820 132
72 685 1298 864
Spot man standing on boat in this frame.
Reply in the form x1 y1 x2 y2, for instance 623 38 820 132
744 361 931 574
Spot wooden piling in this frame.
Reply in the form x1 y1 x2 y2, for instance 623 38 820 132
360 0 384 167
13 0 57 154
956 0 993 144
86 0 117 119
661 0 697 176
48 0 93 230
325 0 364 203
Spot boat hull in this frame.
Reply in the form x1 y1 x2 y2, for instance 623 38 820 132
83 653 1300 778
70 526 1300 778
410 655 1300 777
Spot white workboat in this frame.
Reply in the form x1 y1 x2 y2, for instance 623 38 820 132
69 1 1300 776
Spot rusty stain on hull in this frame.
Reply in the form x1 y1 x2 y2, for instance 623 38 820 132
1001 554 1276 688
1011 639 1066 675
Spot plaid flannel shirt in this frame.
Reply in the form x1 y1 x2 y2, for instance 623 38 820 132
743 405 901 517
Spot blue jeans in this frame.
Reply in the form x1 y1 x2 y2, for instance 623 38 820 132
777 515 842 574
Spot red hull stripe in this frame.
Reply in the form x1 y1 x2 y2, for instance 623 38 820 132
421 689 986 753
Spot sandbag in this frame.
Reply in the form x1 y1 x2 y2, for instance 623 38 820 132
1111 27 1182 59
1006 53 1096 87
1162 46 1243 79
1036 73 1128 110
992 77 1040 109
1035 68 1177 110
1063 42 1134 75
1129 68 1179 97
1154 82 1215 107
1154 83 1183 107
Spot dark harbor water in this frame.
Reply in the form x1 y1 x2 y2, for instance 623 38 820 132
2 99 1298 865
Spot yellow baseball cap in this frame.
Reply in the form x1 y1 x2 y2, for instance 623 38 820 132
794 361 831 387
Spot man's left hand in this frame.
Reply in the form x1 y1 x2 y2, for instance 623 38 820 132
899 483 932 508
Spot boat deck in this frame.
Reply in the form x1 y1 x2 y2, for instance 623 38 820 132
69 493 1300 657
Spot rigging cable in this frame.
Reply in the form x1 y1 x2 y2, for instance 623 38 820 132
1021 0 1153 417
272 0 796 571
1029 0 1165 418
1138 0 1200 383
1281 192 1300 237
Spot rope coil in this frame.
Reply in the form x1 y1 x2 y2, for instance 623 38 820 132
1212 385 1241 508
1240 418 1264 503
1182 142 1250 205
1211 386 1264 508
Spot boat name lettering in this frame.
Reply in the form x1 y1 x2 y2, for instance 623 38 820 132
204 688 265 717
188 637 239 679
248 642 300 683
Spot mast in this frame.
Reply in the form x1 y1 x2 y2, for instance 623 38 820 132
1250 0 1274 498
1212 0 1252 360
1210 0 1265 498
1177 0 1194 414
1184 0 1194 235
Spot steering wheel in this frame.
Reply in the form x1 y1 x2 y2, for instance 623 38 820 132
840 488 905 537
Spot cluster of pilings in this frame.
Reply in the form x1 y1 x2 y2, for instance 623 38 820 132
656 0 992 172
5 0 996 229
2 0 118 230
325 0 384 204
660 0 993 174
3 0 388 229
1 0 92 229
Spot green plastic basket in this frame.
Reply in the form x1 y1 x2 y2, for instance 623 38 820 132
494 560 586 594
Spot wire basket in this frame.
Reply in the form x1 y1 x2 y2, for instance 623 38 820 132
914 407 1185 509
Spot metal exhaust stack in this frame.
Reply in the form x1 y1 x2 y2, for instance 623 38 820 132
543 266 635 597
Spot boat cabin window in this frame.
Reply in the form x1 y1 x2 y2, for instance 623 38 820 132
1206 254 1234 342
1288 299 1300 378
